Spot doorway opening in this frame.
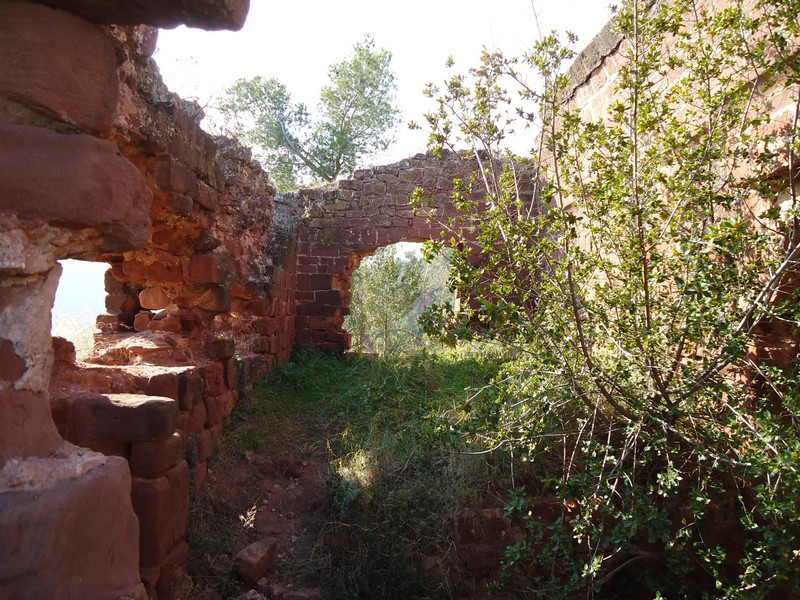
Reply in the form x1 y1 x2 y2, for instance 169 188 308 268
51 259 108 357
344 242 452 357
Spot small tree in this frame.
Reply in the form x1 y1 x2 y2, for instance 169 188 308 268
221 35 399 192
346 247 425 357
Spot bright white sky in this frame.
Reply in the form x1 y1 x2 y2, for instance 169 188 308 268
53 1 613 336
155 0 614 163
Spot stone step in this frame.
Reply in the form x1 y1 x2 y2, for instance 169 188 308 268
52 361 204 412
50 392 179 456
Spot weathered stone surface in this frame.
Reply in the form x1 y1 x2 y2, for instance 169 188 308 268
130 432 185 479
234 537 278 585
0 338 26 382
0 445 146 599
0 2 118 135
34 0 250 30
131 460 190 568
0 388 62 465
0 125 152 253
51 392 178 445
178 370 204 411
139 286 172 310
188 252 235 284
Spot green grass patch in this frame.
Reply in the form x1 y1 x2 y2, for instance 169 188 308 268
189 345 510 599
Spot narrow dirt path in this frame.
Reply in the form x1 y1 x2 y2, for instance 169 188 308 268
186 384 335 600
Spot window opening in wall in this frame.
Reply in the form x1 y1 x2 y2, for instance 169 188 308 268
52 259 107 358
344 242 453 357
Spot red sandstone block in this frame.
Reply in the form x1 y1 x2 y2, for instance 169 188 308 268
203 393 219 427
206 337 235 360
195 180 219 210
296 302 323 316
176 412 189 434
35 0 249 29
187 402 207 435
196 429 214 463
309 244 343 258
121 260 182 283
316 290 343 305
0 125 151 251
144 371 179 401
218 391 236 419
252 318 278 336
152 158 197 196
188 253 234 285
155 540 190 600
131 461 190 568
225 357 239 389
178 371 204 411
191 461 209 492
130 432 185 479
0 451 146 599
133 311 153 332
147 315 182 333
307 316 336 331
209 423 223 449
252 336 269 354
297 254 319 266
201 362 226 397
235 538 278 585
198 285 232 313
0 3 118 135
51 393 178 445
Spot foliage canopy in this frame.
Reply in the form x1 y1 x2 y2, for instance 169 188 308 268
221 35 399 192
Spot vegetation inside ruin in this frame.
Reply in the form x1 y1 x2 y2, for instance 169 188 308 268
189 0 800 598
186 347 510 599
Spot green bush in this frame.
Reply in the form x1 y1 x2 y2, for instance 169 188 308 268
414 0 800 596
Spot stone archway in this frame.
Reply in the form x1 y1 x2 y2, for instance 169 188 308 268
292 152 536 351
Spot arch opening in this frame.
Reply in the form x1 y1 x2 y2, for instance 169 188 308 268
344 242 452 356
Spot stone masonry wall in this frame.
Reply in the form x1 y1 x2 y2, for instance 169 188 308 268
0 2 272 599
292 152 487 351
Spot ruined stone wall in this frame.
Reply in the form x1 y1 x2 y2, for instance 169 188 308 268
0 2 274 598
292 152 486 351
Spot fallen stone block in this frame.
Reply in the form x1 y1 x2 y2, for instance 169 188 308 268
234 537 278 585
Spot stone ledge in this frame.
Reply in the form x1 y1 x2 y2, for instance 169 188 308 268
32 0 250 30
0 444 146 599
51 392 179 445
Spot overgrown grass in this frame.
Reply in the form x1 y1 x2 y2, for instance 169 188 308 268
187 345 510 599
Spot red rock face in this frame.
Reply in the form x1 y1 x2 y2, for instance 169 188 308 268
33 0 250 30
0 124 152 253
0 2 119 135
